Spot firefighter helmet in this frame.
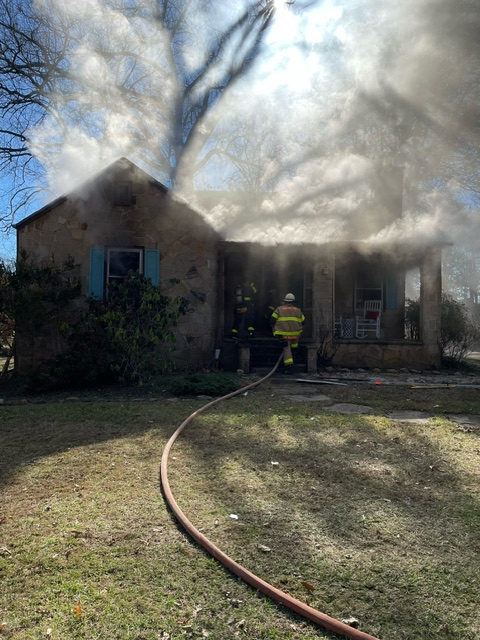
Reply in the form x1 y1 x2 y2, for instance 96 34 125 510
284 293 295 302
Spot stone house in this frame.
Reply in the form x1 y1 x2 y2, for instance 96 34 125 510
14 157 446 374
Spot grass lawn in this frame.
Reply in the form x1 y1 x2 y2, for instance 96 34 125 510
1 377 479 639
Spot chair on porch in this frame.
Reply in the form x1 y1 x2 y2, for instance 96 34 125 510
356 300 381 338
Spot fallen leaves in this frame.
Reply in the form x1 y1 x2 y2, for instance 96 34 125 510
342 616 360 628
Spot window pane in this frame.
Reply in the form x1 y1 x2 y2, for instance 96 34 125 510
114 181 133 206
109 250 141 277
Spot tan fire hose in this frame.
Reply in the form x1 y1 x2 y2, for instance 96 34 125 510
160 353 381 640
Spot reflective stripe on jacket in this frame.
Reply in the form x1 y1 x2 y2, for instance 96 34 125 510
271 304 305 337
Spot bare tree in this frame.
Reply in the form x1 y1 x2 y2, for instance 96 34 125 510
199 111 293 191
0 0 77 224
0 0 279 227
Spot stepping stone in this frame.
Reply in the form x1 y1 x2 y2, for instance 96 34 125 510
285 394 331 403
447 414 480 431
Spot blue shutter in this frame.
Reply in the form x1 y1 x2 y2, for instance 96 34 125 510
89 247 105 299
144 249 160 286
385 279 397 310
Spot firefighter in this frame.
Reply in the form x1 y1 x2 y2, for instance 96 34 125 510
263 289 276 332
231 281 257 339
270 292 305 374
243 280 257 337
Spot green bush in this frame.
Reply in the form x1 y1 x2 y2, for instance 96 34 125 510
166 372 239 396
0 252 81 381
0 260 15 366
53 272 189 387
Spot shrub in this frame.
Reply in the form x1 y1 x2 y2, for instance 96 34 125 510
53 272 189 387
439 293 479 363
0 252 81 381
1 258 190 390
405 294 480 363
405 298 420 340
166 372 239 396
0 260 15 369
317 325 340 367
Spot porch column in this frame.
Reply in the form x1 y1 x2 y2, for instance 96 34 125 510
307 254 334 373
419 246 442 367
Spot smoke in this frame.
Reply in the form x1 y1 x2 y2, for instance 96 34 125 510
28 0 480 250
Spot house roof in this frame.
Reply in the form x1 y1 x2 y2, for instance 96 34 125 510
219 238 452 262
13 157 169 230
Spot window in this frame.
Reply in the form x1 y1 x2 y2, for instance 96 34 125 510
107 248 143 287
89 247 160 299
385 278 398 310
113 181 134 206
355 271 382 311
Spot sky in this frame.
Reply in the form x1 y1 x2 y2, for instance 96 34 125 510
1 0 479 261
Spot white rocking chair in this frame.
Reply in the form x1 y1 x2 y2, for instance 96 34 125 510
356 300 381 338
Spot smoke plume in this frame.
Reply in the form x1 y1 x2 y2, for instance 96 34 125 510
29 0 480 250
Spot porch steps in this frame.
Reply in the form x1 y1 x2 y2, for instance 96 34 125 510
220 337 307 373
249 339 307 372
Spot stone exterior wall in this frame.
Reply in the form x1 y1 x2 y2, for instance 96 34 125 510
16 159 220 373
330 340 440 370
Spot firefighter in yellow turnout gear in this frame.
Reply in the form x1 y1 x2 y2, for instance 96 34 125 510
231 281 257 339
270 293 305 374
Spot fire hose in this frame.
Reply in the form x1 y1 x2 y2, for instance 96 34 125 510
160 353 381 640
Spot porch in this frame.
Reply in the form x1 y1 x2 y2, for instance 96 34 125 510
220 336 439 374
219 240 445 373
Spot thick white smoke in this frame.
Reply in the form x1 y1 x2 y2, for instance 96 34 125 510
28 0 480 250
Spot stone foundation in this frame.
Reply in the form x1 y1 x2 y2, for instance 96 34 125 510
331 340 440 370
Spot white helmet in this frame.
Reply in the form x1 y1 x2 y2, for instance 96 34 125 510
284 293 295 302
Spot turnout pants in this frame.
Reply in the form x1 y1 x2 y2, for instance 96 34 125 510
280 336 299 366
231 301 255 337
